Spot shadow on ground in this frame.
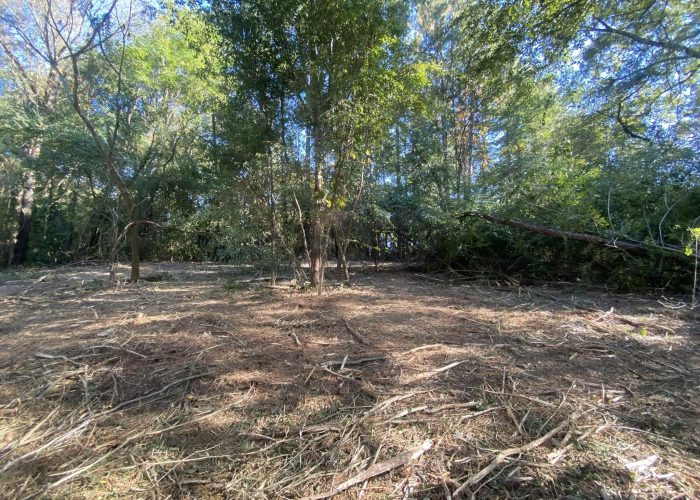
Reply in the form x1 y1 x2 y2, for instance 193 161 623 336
0 262 697 498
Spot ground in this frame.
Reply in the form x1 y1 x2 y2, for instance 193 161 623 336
0 262 698 499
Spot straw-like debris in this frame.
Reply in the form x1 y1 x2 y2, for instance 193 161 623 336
0 262 697 498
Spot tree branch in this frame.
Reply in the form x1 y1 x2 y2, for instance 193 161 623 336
591 17 700 59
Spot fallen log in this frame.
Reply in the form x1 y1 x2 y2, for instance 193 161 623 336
461 211 691 257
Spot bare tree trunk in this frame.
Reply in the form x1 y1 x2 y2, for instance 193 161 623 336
129 222 140 282
267 144 277 286
8 173 33 265
338 241 349 283
331 225 341 270
311 216 323 289
310 97 324 290
293 192 311 264
373 232 380 271
465 105 475 198
331 224 350 283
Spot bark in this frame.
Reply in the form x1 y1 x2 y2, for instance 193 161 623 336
310 216 323 289
293 192 311 264
8 172 34 265
461 211 688 256
331 226 341 270
63 189 77 258
338 243 349 283
310 90 324 290
331 225 349 283
373 232 380 271
269 161 277 286
129 222 140 282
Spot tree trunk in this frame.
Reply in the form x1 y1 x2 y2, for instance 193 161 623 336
338 242 349 283
8 172 34 266
310 91 324 291
8 141 40 266
269 163 277 286
331 225 350 283
310 216 323 289
331 225 341 270
129 222 140 282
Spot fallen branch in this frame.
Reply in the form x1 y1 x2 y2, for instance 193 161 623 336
460 406 502 422
87 344 149 359
453 412 579 496
21 260 96 295
305 439 433 499
322 356 386 369
461 211 693 257
340 316 370 346
402 360 466 385
289 331 302 346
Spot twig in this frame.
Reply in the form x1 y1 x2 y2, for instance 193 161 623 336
379 406 428 424
34 352 83 366
459 407 502 422
366 392 425 415
2 371 217 472
402 360 466 385
305 440 433 499
340 316 370 345
322 356 386 369
453 413 579 496
21 261 93 295
47 395 248 489
322 366 356 381
87 344 148 358
476 388 558 408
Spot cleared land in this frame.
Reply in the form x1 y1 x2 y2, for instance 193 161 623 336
0 262 698 498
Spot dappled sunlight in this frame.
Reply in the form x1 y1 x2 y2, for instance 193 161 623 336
0 264 698 498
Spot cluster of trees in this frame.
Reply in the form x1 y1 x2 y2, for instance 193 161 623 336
1 0 698 291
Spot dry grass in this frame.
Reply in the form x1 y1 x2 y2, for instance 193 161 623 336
0 262 698 499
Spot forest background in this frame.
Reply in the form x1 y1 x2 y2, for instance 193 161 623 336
1 0 698 294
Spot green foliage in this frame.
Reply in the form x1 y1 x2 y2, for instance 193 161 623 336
0 0 697 293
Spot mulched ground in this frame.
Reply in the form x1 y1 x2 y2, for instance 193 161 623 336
0 262 698 499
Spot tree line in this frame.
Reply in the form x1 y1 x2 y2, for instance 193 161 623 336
1 0 698 292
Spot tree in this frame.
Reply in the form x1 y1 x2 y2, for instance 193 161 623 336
0 0 146 279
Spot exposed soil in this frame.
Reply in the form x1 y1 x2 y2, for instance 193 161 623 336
0 262 698 499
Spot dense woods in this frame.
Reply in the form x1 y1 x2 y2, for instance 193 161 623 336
1 0 698 291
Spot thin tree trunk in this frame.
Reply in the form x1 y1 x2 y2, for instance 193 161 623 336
330 224 350 283
8 141 40 265
311 217 323 289
8 175 33 265
331 225 341 270
268 145 277 286
465 105 475 198
310 100 324 290
129 222 140 282
338 242 349 283
293 192 311 263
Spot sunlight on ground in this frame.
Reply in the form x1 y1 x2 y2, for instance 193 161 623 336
0 263 698 498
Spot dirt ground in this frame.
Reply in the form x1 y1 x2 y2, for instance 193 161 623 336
0 262 698 499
